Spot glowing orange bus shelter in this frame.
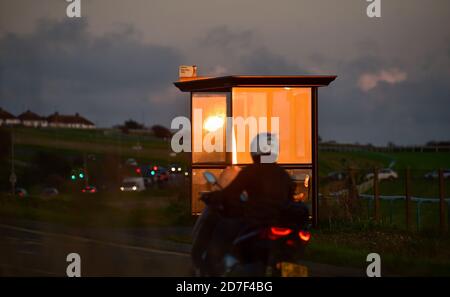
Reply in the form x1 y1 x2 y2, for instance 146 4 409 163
174 75 336 226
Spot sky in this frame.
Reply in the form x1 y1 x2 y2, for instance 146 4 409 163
0 0 449 145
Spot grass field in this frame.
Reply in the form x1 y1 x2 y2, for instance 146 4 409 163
11 127 183 164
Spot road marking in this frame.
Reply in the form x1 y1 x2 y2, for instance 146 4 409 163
0 224 190 258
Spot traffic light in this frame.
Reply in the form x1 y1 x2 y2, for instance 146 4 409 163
71 169 85 181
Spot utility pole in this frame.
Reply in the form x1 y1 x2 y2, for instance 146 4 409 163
10 128 16 196
83 152 89 187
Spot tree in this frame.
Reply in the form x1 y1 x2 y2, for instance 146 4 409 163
123 119 144 130
151 125 172 139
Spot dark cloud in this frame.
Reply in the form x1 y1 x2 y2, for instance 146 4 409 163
0 18 449 145
319 56 450 145
0 18 185 127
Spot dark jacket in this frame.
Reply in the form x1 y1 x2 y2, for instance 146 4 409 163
214 163 294 222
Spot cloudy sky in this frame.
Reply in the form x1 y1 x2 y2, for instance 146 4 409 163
0 0 449 145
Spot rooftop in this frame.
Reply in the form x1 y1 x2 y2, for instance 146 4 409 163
18 110 45 121
47 112 94 126
174 75 337 92
0 108 17 120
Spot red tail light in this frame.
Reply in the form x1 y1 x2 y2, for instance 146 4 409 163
270 227 292 237
298 230 311 242
82 189 86 193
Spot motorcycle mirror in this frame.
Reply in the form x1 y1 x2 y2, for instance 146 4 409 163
203 171 218 185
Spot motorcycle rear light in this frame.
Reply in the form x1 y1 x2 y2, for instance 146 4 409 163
270 227 292 236
298 230 311 242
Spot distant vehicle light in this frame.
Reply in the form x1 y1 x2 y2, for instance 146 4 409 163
171 167 176 172
136 168 141 174
184 172 189 176
298 231 311 242
120 187 124 191
178 167 182 171
132 186 137 191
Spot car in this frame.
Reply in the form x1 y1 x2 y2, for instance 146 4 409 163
15 187 28 198
125 158 138 167
327 171 346 181
424 169 450 179
168 163 183 174
365 168 398 181
41 187 59 197
120 177 146 192
81 185 97 194
156 166 169 182
149 165 169 182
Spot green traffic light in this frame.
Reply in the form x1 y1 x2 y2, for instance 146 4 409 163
71 175 76 180
150 170 155 176
79 173 84 179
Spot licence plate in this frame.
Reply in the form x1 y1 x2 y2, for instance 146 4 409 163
280 262 308 277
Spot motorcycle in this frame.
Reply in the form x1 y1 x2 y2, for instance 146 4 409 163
191 171 311 277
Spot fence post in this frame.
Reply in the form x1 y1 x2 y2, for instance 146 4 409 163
439 168 446 234
374 168 380 222
405 167 411 231
416 201 422 232
389 199 393 224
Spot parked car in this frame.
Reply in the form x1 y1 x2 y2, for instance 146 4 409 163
81 185 97 194
125 158 138 167
327 171 346 181
120 177 146 192
365 168 398 180
41 187 59 197
424 169 450 179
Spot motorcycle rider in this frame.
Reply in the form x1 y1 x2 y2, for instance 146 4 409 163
196 132 297 275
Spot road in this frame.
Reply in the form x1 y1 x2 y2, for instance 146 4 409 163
0 221 364 277
0 223 192 276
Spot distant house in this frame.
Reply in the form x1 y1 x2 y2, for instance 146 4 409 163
0 108 20 126
47 112 95 129
18 110 48 128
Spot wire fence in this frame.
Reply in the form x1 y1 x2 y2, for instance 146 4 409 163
318 168 449 234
